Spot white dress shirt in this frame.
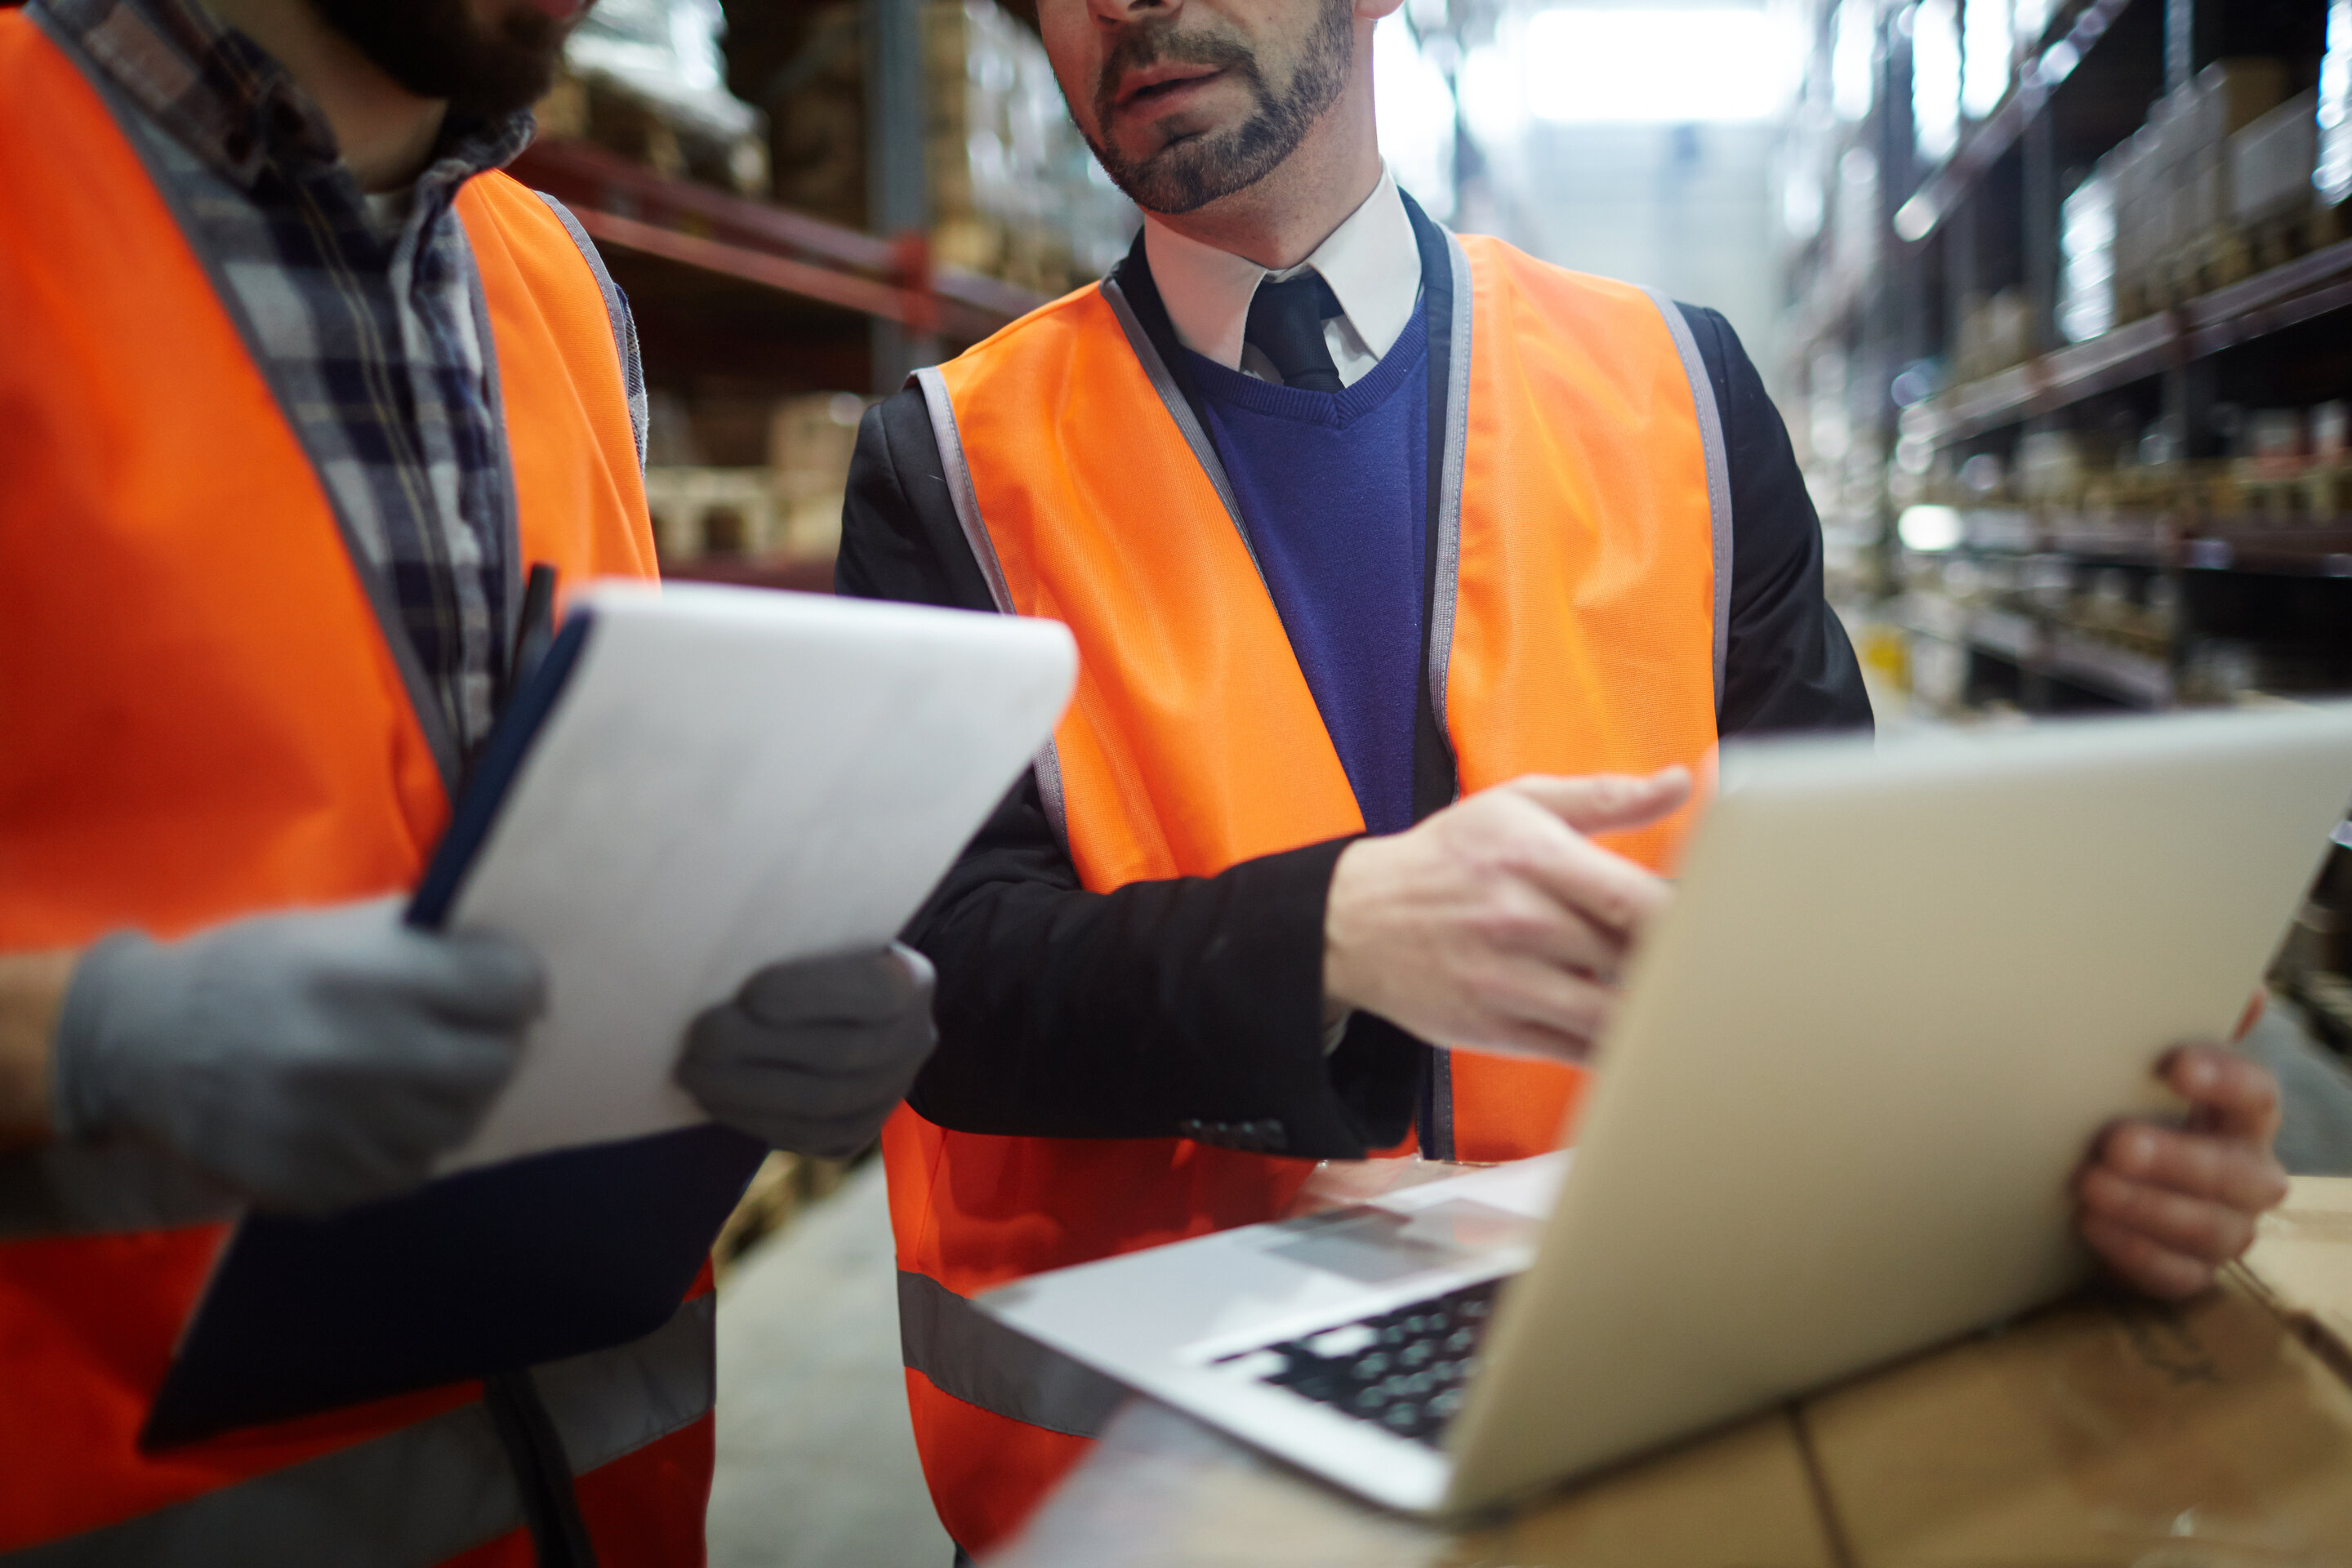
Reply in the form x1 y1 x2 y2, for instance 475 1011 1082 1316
1142 165 1423 389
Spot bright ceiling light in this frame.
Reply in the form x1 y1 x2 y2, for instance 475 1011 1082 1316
1913 0 1962 161
1898 505 1964 552
1831 0 1876 121
1962 0 2013 118
1523 7 1802 124
1375 14 1458 220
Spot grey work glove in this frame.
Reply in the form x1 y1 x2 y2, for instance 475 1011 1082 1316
677 945 937 1158
52 895 543 1214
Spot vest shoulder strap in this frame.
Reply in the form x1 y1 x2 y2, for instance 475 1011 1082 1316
1456 238 1733 715
523 187 651 474
1638 289 1735 712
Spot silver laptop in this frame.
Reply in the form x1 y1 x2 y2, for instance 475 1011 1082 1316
978 704 2352 1517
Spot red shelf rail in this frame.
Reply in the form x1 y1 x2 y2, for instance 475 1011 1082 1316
510 136 1047 342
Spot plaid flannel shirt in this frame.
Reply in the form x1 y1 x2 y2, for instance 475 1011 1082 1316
39 0 628 759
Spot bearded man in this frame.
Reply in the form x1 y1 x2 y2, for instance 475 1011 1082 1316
0 1 938 1561
835 0 2296 1554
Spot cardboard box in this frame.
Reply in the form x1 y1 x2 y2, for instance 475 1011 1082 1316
1807 1281 2352 1562
2234 91 2322 229
2241 1175 2352 1379
1453 1412 1832 1568
768 391 866 484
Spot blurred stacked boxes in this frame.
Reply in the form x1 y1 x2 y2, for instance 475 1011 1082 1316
925 0 1138 294
758 0 1136 292
2225 401 2352 522
1893 390 2352 715
644 392 871 567
538 0 772 197
2105 61 2288 318
764 2 869 229
1913 400 2352 531
1953 289 2034 381
550 0 1139 573
2082 58 2352 326
1989 16 2352 357
2229 91 2325 271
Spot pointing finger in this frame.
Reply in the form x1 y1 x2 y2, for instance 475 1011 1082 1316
1502 768 1693 836
1511 825 1675 938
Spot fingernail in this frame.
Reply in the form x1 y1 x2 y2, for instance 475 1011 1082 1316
2114 1129 2152 1174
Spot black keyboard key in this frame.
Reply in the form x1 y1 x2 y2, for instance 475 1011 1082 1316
1215 1277 1507 1450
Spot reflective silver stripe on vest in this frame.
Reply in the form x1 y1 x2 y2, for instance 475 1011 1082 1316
897 1270 1126 1440
1640 287 1734 716
911 364 1071 851
1428 231 1474 739
532 191 650 474
1095 277 1267 586
0 1139 243 1240
4 1290 715 1566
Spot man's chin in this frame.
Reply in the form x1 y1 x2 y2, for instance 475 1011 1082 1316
1102 138 1280 216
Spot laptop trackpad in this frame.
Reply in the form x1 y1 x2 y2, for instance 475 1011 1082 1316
1264 1200 1537 1284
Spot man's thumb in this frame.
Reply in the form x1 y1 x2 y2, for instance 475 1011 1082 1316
1503 768 1692 834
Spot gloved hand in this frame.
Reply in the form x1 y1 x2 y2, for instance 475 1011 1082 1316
52 895 543 1214
677 946 937 1158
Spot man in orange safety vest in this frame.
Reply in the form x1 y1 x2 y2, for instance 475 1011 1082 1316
834 0 2296 1555
0 0 934 1561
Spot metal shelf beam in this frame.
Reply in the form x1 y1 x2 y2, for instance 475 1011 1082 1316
1893 0 2137 244
510 136 1044 344
1906 238 2352 445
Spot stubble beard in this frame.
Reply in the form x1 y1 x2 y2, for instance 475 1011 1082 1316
308 0 581 119
1082 0 1355 216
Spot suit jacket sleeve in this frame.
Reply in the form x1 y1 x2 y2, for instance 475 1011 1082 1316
1677 305 1874 737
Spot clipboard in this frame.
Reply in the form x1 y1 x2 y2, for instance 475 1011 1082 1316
143 583 1076 1447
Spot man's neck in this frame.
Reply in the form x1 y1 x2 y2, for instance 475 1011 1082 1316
203 0 448 191
1144 26 1384 271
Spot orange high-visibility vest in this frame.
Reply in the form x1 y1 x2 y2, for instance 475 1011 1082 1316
885 229 1730 1551
0 14 706 1564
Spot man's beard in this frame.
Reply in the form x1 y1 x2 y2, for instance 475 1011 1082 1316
310 0 578 118
1082 0 1353 215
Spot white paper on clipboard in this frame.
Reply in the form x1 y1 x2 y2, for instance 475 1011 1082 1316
438 580 1076 1171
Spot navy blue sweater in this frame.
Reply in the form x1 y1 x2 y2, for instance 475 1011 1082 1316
1189 306 1430 836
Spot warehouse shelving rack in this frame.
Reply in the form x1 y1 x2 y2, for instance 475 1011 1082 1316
1781 0 2352 1029
514 135 1042 349
508 128 1042 416
1783 0 2352 720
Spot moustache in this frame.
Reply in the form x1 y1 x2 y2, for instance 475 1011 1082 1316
1093 23 1262 126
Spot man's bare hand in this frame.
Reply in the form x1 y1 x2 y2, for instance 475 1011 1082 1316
2075 1045 2289 1298
1322 769 1689 1062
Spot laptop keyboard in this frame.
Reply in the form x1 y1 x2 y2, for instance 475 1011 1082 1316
1214 1276 1503 1449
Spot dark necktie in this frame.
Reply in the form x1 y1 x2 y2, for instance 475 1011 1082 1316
1244 272 1344 393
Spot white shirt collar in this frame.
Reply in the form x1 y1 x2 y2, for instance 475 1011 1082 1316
1142 165 1422 376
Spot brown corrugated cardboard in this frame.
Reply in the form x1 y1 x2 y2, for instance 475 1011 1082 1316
2239 1175 2352 1383
1448 1412 1833 1568
990 1400 1833 1568
1803 1283 2352 1564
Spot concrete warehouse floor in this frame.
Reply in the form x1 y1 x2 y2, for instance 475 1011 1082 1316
709 1160 954 1568
702 997 2352 1566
